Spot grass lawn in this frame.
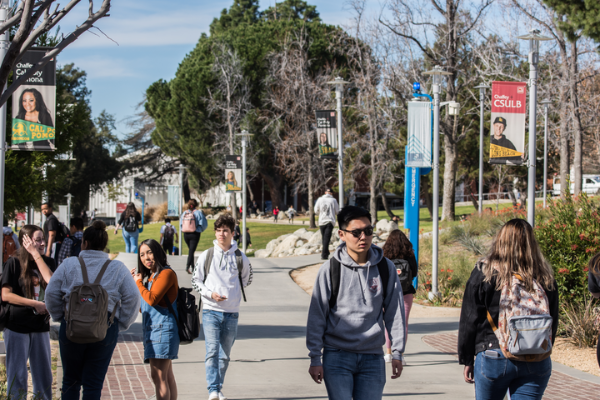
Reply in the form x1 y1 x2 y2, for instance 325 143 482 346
108 221 316 255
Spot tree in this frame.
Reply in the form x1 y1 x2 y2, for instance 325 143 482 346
543 0 600 43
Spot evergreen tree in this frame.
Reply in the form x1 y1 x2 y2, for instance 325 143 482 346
543 0 600 43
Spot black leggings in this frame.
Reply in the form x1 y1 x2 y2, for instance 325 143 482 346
184 231 201 270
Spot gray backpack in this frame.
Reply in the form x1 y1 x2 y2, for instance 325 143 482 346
203 247 246 302
65 257 119 344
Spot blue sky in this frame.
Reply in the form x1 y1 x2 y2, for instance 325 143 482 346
57 0 366 137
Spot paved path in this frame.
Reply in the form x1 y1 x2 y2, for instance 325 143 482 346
57 251 600 399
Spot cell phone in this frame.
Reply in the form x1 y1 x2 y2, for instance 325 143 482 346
484 350 500 358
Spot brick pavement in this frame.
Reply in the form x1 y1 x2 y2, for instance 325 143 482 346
101 334 154 400
423 332 600 400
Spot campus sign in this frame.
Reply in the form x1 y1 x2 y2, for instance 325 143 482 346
489 81 527 165
315 110 337 159
406 101 432 168
225 155 242 193
11 48 57 151
167 185 179 216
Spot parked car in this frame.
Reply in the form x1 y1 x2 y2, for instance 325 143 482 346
552 175 600 196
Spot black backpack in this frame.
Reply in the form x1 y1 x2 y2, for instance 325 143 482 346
329 257 390 309
70 236 82 257
124 216 138 232
392 259 413 294
164 287 201 345
163 225 175 245
56 222 70 243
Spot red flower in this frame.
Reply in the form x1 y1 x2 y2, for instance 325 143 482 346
558 268 569 274
426 280 431 285
584 267 589 272
580 233 586 240
441 269 445 272
426 272 431 276
447 277 452 281
447 269 454 273
572 245 578 250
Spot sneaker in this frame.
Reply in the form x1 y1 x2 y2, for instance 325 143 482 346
218 392 228 400
384 354 392 363
208 392 219 400
402 358 407 366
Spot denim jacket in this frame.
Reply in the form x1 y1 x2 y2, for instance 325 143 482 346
457 262 559 367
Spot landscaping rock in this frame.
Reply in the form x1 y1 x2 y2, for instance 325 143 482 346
294 228 314 241
271 234 300 258
294 247 314 256
255 249 271 258
266 239 278 253
376 219 390 233
295 240 305 248
307 230 322 245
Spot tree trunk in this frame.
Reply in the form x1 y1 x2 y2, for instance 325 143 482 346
260 169 283 211
380 184 395 218
441 136 457 221
421 174 433 219
246 180 255 202
559 86 570 198
370 171 378 224
570 41 583 195
308 162 316 229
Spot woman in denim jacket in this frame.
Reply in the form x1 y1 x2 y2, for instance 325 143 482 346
458 219 558 400
132 239 180 400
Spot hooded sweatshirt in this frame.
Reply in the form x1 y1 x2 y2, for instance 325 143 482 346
306 243 406 366
191 240 253 313
314 194 339 226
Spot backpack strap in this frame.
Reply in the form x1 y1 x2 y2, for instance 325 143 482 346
329 258 341 309
376 259 390 301
487 311 498 332
78 257 90 284
234 249 247 302
93 260 112 285
203 247 214 283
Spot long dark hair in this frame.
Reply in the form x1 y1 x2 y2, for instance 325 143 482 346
83 220 109 251
16 88 54 127
124 202 138 219
17 224 46 299
138 239 170 282
382 229 414 260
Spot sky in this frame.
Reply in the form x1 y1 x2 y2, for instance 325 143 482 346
57 0 367 138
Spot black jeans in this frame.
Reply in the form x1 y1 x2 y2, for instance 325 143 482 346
162 241 173 255
320 222 334 259
184 231 201 270
59 318 119 400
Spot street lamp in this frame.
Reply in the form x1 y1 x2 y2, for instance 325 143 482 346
422 65 452 299
64 193 73 226
540 98 552 208
474 84 490 215
517 29 553 226
177 164 186 256
237 130 253 253
327 77 350 208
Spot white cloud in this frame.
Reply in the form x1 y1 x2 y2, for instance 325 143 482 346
60 55 137 78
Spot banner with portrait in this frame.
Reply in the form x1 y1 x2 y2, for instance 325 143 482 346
315 110 337 159
225 155 242 193
489 81 527 165
11 48 56 151
406 101 432 168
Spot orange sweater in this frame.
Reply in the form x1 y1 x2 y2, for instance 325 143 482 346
136 269 178 308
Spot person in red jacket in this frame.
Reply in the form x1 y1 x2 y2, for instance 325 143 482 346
273 206 280 223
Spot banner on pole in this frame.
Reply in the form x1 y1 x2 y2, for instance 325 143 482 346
315 110 337 159
406 102 432 168
116 203 127 215
489 81 527 165
225 155 242 192
11 48 57 151
167 185 179 217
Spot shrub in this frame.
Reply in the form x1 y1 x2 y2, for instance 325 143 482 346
152 202 169 222
558 293 600 348
143 204 156 223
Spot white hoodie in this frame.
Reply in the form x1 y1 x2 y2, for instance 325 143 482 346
191 240 253 313
314 194 339 226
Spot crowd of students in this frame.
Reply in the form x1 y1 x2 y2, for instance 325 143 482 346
6 196 600 400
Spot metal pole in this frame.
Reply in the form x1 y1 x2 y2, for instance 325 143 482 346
527 41 538 226
242 135 247 253
478 88 485 214
543 106 548 208
431 81 440 299
65 193 72 226
0 0 7 265
178 165 184 257
336 85 344 208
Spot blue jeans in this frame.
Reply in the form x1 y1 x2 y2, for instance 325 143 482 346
59 319 119 400
322 347 386 400
474 349 552 400
202 310 239 393
122 229 139 253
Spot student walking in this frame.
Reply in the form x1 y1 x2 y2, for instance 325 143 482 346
273 206 280 223
286 205 296 224
181 199 208 274
458 218 558 400
41 201 62 263
314 188 339 260
160 218 179 255
1 225 55 400
46 221 141 400
132 239 179 400
56 217 85 266
114 202 142 253
192 214 253 400
381 230 417 364
306 206 406 400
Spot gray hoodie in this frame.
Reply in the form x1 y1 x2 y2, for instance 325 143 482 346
306 243 406 366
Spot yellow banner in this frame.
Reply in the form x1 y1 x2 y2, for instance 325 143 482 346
490 144 522 158
11 119 55 143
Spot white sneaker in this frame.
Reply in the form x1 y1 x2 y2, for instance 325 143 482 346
208 392 219 400
383 354 392 363
218 392 228 400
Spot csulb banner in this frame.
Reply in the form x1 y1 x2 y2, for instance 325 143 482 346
489 81 527 165
11 48 57 151
225 155 242 192
315 110 337 159
406 101 432 168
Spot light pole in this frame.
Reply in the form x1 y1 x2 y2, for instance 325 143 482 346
475 84 490 214
540 99 552 207
177 164 185 256
238 130 253 253
518 29 553 226
422 66 452 299
327 77 349 208
65 193 73 225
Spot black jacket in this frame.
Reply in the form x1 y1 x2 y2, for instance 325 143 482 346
457 263 559 367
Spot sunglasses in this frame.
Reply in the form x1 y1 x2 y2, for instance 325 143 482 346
340 226 374 238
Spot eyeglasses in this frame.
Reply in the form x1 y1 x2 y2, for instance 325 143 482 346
340 226 374 238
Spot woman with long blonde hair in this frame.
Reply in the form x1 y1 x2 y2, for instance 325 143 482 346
458 218 558 400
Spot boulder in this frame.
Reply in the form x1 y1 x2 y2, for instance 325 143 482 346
379 232 390 241
266 239 279 253
307 230 322 245
295 246 315 256
254 249 271 258
375 219 390 233
206 215 214 219
293 228 308 237
388 220 399 231
295 240 305 248
271 234 300 258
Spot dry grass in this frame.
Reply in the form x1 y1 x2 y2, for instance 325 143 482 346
152 202 169 222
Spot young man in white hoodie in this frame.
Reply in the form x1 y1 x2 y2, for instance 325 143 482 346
191 214 253 400
314 188 339 260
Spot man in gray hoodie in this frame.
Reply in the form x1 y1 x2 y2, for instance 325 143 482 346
306 206 406 399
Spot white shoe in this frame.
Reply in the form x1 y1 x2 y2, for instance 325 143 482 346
402 358 407 366
208 392 219 400
218 392 228 400
384 354 392 363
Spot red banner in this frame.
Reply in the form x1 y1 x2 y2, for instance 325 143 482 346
489 81 527 165
116 203 127 215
